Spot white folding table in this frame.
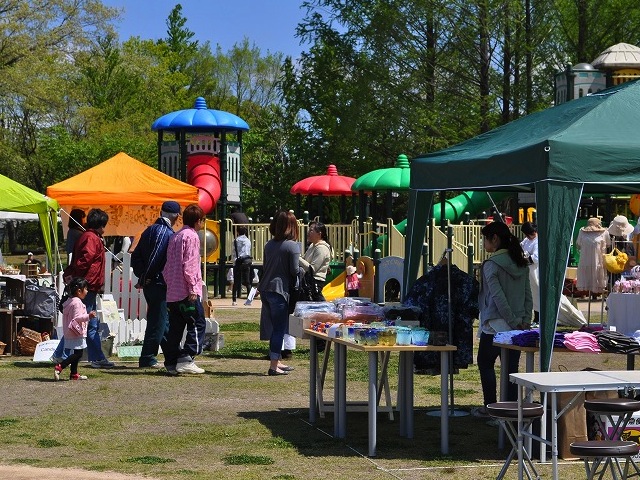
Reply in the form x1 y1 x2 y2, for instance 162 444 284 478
510 370 640 480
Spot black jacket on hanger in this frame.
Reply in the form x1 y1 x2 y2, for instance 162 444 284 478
404 264 479 369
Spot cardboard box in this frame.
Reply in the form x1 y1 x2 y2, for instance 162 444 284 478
605 410 640 460
288 315 310 339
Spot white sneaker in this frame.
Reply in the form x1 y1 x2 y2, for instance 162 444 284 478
90 358 115 369
232 301 237 306
176 361 205 374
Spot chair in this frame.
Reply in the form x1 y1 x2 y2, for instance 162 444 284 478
575 398 640 479
487 401 544 480
570 440 639 479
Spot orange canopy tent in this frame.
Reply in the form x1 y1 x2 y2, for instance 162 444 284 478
47 152 199 237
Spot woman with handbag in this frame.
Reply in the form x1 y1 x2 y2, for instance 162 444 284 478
232 226 252 306
299 221 332 300
259 211 300 376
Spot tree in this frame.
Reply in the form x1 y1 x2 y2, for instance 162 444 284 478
0 0 117 190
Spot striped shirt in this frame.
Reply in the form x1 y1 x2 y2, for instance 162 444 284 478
163 225 202 302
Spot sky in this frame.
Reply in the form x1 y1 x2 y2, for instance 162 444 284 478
101 0 310 58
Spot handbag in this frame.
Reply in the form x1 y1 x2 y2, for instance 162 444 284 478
604 247 628 274
288 274 300 314
234 240 252 265
24 279 59 318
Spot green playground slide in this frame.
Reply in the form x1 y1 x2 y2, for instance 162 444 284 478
363 191 509 255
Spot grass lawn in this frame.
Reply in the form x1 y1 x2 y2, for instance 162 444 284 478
0 307 625 479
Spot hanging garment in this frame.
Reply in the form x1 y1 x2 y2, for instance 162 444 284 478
404 264 479 370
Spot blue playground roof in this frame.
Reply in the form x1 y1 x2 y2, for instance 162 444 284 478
151 97 249 132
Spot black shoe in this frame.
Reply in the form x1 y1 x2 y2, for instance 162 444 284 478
268 368 288 376
281 349 292 359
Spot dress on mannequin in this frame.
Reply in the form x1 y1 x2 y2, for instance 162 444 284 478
576 218 610 294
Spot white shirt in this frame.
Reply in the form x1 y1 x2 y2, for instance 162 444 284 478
521 235 538 264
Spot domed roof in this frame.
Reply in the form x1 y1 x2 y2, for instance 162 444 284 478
352 154 411 191
152 97 249 132
573 62 595 70
290 165 356 195
592 43 640 69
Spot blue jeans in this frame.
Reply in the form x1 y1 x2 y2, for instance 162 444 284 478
84 292 107 362
53 291 105 361
164 297 206 367
261 291 288 361
139 283 169 367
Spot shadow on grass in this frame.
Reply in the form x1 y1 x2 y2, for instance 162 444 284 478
238 406 508 462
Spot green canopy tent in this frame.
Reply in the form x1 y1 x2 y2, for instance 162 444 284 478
0 174 60 270
405 79 640 373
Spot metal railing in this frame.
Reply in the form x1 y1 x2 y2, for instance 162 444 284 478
220 218 525 274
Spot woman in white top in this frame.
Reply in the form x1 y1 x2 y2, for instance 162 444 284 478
520 222 539 323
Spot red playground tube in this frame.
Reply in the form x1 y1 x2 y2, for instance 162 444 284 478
187 154 222 214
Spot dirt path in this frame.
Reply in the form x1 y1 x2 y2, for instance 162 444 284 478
0 465 158 480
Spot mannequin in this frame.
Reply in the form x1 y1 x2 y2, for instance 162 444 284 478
576 217 610 295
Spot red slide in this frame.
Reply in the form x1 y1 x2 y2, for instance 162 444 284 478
187 154 222 214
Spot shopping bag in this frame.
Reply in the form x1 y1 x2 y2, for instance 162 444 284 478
24 279 59 318
244 287 258 306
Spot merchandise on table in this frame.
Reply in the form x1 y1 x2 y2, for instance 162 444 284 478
295 297 432 346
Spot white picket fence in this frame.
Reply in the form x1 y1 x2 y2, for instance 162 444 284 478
56 252 147 347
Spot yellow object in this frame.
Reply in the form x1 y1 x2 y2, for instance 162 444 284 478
321 256 375 301
603 248 628 274
200 219 220 263
630 194 640 216
322 270 347 301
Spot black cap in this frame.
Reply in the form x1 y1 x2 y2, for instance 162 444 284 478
161 201 181 214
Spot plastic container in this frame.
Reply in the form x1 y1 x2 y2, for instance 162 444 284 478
411 327 430 346
364 329 379 346
396 327 412 346
378 328 396 346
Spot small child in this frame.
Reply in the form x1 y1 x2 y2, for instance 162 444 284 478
54 277 96 381
345 265 362 297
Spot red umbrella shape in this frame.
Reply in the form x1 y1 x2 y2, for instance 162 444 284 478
290 165 356 195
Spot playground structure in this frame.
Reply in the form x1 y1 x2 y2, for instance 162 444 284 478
152 97 249 296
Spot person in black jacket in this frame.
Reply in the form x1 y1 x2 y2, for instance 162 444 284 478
131 201 181 369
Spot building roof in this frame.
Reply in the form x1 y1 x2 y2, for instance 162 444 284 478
592 43 640 69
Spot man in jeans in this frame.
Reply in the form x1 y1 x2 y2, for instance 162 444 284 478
131 200 181 369
162 204 207 375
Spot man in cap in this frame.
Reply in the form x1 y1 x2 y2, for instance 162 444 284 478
24 252 42 267
131 201 182 369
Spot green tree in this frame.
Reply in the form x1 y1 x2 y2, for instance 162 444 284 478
0 0 117 191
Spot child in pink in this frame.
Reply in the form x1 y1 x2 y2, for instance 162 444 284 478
54 277 96 381
345 265 362 297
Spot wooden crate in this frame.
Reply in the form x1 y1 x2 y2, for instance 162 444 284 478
20 264 38 277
